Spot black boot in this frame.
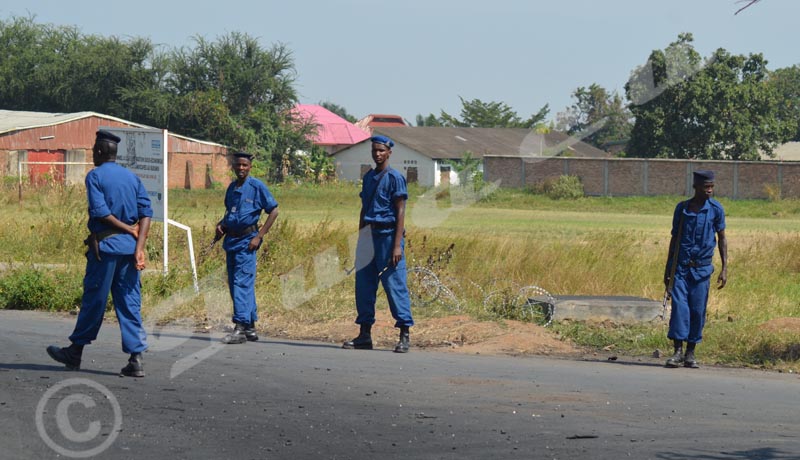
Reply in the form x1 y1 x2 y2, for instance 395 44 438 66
343 323 373 350
684 342 699 368
120 353 145 377
665 339 684 368
244 322 259 342
221 322 248 344
46 343 83 370
394 326 410 353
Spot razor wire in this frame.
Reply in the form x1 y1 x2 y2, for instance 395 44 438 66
475 279 556 327
407 266 462 313
408 267 555 326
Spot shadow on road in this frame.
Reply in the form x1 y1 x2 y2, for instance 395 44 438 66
657 446 800 460
148 330 344 351
599 358 668 369
0 362 119 377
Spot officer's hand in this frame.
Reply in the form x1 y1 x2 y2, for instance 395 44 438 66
135 249 146 270
129 223 139 240
215 224 226 239
248 235 262 251
717 268 727 289
392 247 402 267
663 275 670 290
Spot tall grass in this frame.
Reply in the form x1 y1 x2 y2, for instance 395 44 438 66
2 182 800 368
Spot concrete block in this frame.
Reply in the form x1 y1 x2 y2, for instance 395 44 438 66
553 295 664 323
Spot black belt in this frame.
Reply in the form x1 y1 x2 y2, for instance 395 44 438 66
94 228 126 242
682 258 712 268
83 227 131 262
369 222 396 230
227 224 258 238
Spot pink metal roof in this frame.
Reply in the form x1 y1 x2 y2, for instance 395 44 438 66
294 104 369 146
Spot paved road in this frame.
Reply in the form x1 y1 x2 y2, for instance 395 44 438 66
1 310 799 460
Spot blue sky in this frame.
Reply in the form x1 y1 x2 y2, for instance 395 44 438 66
1 0 796 124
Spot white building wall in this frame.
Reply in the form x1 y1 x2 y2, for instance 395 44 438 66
333 143 486 187
333 143 436 186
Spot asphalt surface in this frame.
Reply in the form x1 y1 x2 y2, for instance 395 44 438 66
1 310 799 460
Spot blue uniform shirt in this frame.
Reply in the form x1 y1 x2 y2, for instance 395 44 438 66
360 168 408 226
672 198 726 280
85 162 153 255
221 176 278 249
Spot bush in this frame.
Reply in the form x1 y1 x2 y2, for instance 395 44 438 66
0 267 82 311
529 175 584 200
763 183 781 202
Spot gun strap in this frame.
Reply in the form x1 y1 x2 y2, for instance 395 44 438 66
666 200 689 293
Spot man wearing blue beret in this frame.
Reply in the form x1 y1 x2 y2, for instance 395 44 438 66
216 152 279 344
663 170 728 368
344 135 415 353
47 129 153 377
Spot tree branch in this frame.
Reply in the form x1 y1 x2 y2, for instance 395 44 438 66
734 0 762 15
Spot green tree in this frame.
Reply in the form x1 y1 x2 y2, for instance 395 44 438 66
0 17 315 181
439 97 549 129
320 101 357 123
767 65 800 141
557 84 632 149
445 151 482 186
0 16 157 115
128 32 316 179
415 113 443 127
625 33 782 160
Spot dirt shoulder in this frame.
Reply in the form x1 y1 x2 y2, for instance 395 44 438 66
267 309 582 357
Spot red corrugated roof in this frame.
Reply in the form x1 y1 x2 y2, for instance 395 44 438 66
294 105 370 146
355 114 406 131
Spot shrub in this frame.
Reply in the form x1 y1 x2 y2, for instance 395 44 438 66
529 175 584 200
0 267 82 311
763 183 781 202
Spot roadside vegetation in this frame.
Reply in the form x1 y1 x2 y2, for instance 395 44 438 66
1 180 799 370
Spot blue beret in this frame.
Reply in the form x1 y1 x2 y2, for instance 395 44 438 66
96 129 121 144
693 170 715 184
232 151 254 161
370 135 394 148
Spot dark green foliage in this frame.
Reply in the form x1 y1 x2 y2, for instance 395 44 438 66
436 97 550 129
445 151 483 187
0 267 81 311
0 16 155 115
320 101 358 123
767 65 800 142
557 83 633 149
625 33 783 160
0 16 315 181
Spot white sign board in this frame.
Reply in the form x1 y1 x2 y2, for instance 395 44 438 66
101 126 167 222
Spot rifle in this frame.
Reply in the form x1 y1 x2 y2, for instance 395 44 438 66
662 202 687 320
200 233 222 263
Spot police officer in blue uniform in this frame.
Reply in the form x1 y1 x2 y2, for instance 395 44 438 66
664 170 728 368
343 135 414 353
216 152 279 344
47 129 153 377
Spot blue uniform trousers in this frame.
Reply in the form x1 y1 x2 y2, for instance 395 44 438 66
226 239 258 325
70 253 147 354
355 229 414 328
668 273 710 344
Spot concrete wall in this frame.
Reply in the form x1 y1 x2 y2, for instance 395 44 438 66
484 156 800 199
